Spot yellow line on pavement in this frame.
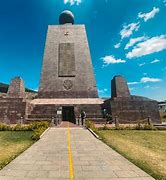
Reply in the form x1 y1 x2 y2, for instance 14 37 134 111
68 123 74 180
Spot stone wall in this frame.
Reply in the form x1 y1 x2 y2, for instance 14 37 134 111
0 98 27 124
103 75 161 124
27 103 104 123
103 96 161 124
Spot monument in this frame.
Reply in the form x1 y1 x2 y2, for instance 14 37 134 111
28 10 103 123
0 11 161 125
7 77 25 99
38 10 98 98
0 77 27 124
103 75 161 123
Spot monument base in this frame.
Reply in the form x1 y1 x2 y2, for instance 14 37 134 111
0 98 27 124
26 98 104 124
103 96 161 124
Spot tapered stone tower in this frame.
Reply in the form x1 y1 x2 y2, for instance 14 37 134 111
7 77 25 99
29 10 103 123
38 10 98 99
111 75 130 98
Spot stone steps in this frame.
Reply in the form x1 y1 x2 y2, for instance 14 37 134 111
28 114 56 119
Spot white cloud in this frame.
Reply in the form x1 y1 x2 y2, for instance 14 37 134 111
125 36 147 49
120 22 140 39
138 7 160 22
140 77 162 83
32 88 38 91
138 62 146 67
126 35 166 59
114 43 121 49
138 59 160 66
129 87 135 91
144 85 150 89
151 59 160 64
163 0 166 6
101 55 126 65
128 77 162 86
64 0 81 5
128 82 140 85
144 85 159 89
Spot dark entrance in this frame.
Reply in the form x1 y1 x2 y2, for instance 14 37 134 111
62 106 75 123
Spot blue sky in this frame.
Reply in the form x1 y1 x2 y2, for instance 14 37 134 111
0 0 166 100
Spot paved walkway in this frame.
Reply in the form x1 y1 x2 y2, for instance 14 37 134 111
57 121 80 128
0 128 154 180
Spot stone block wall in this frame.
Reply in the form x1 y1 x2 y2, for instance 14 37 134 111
103 96 161 124
27 103 104 123
0 98 27 124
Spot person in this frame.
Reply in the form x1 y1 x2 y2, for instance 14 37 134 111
74 108 80 125
80 110 86 126
102 109 107 118
102 108 113 124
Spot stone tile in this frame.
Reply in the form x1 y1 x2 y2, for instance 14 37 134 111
114 170 140 178
48 170 69 178
0 169 28 177
26 170 49 178
0 177 32 180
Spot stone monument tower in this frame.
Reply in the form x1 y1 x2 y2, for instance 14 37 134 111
29 10 103 123
111 76 130 98
38 10 98 99
103 76 161 124
7 77 25 99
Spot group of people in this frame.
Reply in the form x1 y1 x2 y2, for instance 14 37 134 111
75 109 112 126
76 110 87 126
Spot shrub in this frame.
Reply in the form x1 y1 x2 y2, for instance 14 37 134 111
135 121 144 130
29 121 49 140
134 122 157 130
29 121 49 130
102 124 111 130
115 125 126 130
143 124 157 130
85 120 96 131
12 124 22 131
0 121 50 141
31 128 46 140
0 124 11 131
97 125 111 131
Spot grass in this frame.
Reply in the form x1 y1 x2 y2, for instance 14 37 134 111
0 131 34 170
96 130 166 180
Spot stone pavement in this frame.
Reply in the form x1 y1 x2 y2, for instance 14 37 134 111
0 128 154 180
57 121 79 128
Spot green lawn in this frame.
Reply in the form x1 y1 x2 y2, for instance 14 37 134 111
0 131 34 170
96 130 166 180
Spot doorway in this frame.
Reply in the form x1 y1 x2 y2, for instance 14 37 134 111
62 106 75 124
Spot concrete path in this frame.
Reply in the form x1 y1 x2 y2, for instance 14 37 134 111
0 128 154 180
